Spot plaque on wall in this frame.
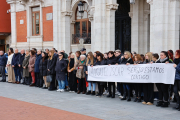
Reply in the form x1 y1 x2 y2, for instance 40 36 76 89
46 13 53 20
20 20 24 24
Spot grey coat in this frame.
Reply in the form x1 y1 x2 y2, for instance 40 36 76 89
55 58 67 80
22 55 30 77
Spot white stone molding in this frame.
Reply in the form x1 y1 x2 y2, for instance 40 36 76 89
88 15 93 22
71 0 90 10
71 20 76 24
106 4 119 11
129 12 133 18
61 11 73 17
144 10 150 21
6 0 16 4
146 0 153 5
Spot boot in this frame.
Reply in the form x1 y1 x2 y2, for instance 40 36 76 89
30 83 35 87
127 90 131 101
161 102 169 107
121 89 126 100
156 101 163 107
173 104 180 109
91 91 95 95
86 91 91 95
107 94 112 98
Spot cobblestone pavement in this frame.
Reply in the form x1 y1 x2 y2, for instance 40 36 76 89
0 78 180 120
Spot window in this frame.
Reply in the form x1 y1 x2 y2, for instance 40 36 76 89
32 7 40 36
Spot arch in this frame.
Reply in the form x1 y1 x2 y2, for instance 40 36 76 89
71 0 90 11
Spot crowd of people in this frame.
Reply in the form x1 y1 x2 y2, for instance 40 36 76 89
0 47 180 111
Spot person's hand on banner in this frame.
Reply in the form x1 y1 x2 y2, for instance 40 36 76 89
150 62 153 64
115 63 118 65
134 64 137 65
173 64 177 68
165 61 169 64
126 63 130 65
108 64 111 66
91 65 93 67
86 71 88 74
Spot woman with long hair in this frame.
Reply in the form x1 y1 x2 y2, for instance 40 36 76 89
133 54 143 102
85 52 96 95
76 55 86 94
47 50 57 91
28 50 36 86
68 53 78 92
142 52 154 105
22 50 31 85
39 52 49 89
120 51 134 101
6 48 15 83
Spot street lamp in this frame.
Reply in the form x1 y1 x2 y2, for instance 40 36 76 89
130 0 136 4
78 1 84 18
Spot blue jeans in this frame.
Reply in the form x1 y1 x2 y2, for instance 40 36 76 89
123 84 130 90
65 75 69 87
88 82 96 91
14 68 21 82
58 80 65 89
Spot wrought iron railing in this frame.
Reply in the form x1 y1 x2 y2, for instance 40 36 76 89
72 33 91 44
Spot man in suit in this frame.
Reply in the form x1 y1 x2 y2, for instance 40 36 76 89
18 49 25 84
0 51 7 82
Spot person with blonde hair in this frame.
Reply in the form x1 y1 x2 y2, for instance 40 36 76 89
68 53 78 92
120 51 134 101
142 52 154 105
47 50 57 91
85 52 96 95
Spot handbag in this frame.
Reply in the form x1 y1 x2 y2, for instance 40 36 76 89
46 75 53 83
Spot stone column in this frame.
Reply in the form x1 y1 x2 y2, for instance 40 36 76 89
148 0 180 53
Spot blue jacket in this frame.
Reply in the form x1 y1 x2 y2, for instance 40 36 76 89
34 54 42 73
0 54 7 66
12 53 21 68
175 63 180 80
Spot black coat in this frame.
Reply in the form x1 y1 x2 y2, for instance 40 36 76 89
55 58 67 80
101 59 107 65
120 58 134 64
39 58 48 76
107 56 117 65
12 53 20 68
18 53 25 67
47 56 56 75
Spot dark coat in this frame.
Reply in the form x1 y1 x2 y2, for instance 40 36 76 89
39 58 48 76
0 54 7 66
175 62 180 80
101 59 107 65
120 58 134 64
18 53 25 67
107 56 117 65
55 58 67 80
116 54 123 64
22 55 30 77
12 53 20 68
35 54 42 73
47 55 56 75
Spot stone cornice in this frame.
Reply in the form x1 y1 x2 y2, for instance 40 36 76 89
106 4 119 11
61 11 73 17
146 0 153 5
6 0 16 4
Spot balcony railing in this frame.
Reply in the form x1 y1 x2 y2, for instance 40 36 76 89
72 33 91 44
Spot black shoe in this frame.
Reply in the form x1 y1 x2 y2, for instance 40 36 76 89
107 94 112 98
127 90 131 102
111 95 115 98
86 91 91 95
91 91 95 95
174 104 180 109
127 98 131 101
0 80 6 82
134 98 138 102
42 87 48 89
156 101 163 107
29 83 35 87
161 102 169 107
137 98 142 102
121 97 126 100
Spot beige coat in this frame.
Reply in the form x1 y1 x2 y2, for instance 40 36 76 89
7 53 15 83
75 60 86 79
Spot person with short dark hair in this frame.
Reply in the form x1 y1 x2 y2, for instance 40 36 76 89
80 48 86 56
28 50 36 86
32 48 37 53
76 51 81 60
0 51 7 82
35 50 43 87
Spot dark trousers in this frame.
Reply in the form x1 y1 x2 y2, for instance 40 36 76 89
49 75 57 90
78 78 86 92
174 80 180 104
0 66 6 81
69 72 77 92
108 82 115 96
20 67 23 82
156 83 169 101
35 73 43 87
25 77 32 85
143 83 154 103
134 83 142 98
14 68 21 82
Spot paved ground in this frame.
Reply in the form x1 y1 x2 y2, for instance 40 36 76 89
0 77 180 120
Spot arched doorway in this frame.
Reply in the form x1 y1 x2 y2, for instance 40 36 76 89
72 2 91 44
115 0 131 52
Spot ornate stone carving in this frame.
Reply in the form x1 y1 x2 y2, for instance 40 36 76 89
61 11 73 17
146 0 153 5
106 4 119 11
129 12 133 18
71 20 76 24
89 15 93 22
78 38 85 49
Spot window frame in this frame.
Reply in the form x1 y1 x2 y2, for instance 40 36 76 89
32 8 40 36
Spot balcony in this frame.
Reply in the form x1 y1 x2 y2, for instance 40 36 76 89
72 33 91 44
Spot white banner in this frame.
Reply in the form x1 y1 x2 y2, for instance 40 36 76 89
88 63 176 84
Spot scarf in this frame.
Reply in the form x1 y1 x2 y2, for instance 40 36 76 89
160 57 168 63
70 58 74 68
81 60 85 64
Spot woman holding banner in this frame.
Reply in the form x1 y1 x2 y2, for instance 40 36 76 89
156 51 172 107
120 51 134 101
142 52 154 105
85 52 96 95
